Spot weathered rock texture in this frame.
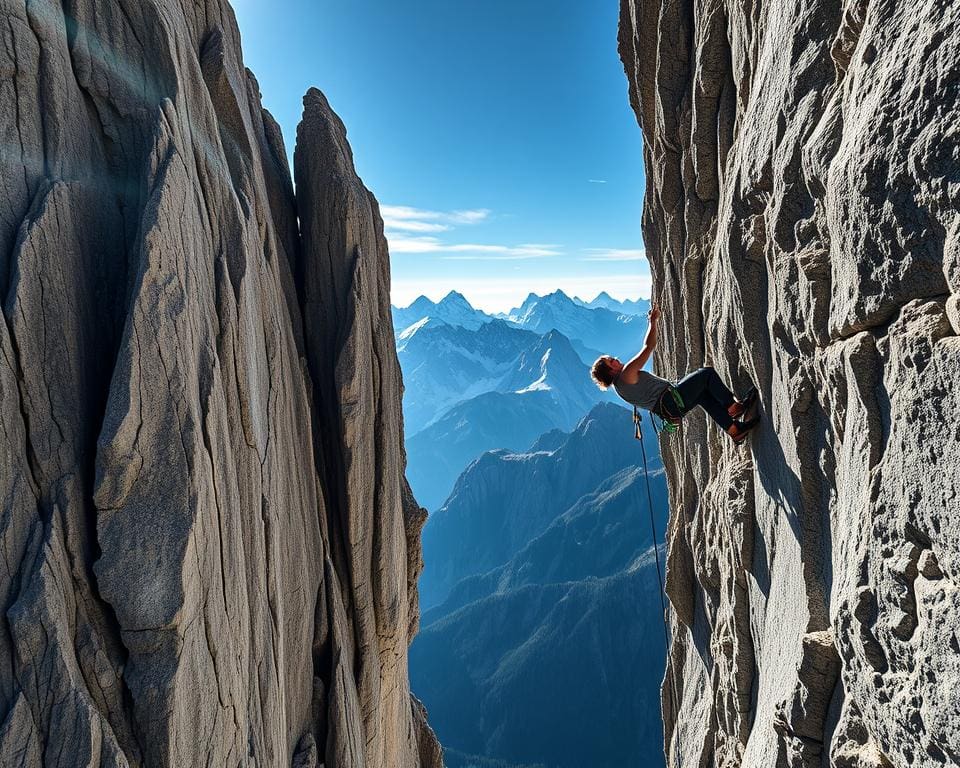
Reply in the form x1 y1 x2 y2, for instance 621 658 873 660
619 1 960 766
0 1 439 766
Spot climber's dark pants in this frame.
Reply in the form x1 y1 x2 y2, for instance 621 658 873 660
672 366 735 431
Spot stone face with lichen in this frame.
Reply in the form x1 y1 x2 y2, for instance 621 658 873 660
619 1 960 766
0 1 439 766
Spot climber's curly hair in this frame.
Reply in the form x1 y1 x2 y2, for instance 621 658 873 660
590 356 616 390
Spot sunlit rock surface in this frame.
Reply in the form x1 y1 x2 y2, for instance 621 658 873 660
619 1 960 766
0 1 439 765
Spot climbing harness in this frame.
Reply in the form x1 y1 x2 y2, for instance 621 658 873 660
648 386 685 435
634 406 684 768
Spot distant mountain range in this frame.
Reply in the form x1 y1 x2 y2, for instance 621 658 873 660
393 289 651 363
413 568 667 768
500 290 649 362
394 290 492 332
572 290 649 316
419 402 645 610
397 318 540 434
410 403 669 768
393 291 669 768
406 389 569 512
394 290 653 509
400 323 616 509
423 465 665 622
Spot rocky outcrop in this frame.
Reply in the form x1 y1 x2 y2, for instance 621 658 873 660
619 2 959 766
0 1 439 766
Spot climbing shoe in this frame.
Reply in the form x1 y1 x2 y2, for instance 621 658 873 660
727 386 759 419
727 416 760 445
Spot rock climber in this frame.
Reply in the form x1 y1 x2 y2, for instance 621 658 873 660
590 303 760 444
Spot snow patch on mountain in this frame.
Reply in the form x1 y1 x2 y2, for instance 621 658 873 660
515 350 552 393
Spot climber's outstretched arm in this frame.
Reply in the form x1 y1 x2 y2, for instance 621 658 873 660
620 304 661 383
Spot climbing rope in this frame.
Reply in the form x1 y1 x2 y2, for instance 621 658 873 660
633 406 683 768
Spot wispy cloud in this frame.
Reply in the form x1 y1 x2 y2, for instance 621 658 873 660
588 179 608 184
389 235 561 259
447 209 491 224
441 246 561 260
582 248 646 261
381 205 491 230
383 205 560 260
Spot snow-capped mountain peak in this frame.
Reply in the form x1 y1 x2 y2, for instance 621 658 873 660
392 291 493 333
437 290 472 308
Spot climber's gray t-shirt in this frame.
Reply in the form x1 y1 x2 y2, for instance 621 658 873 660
613 371 671 411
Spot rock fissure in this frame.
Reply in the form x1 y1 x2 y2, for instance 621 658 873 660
2 334 45 524
6 18 32 242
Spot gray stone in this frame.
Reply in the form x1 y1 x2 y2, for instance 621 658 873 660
619 1 960 766
0 1 439 765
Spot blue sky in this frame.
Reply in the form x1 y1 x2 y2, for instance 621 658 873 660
231 0 650 312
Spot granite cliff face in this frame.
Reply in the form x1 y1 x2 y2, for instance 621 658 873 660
0 1 439 766
619 2 960 766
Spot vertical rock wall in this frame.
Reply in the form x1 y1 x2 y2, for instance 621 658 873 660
619 2 960 766
0 1 439 765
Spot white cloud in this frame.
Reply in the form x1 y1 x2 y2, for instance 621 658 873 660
382 204 562 260
387 235 444 253
582 248 646 261
380 205 491 227
387 235 561 259
588 179 608 184
449 209 491 224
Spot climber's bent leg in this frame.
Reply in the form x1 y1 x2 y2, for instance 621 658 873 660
674 366 736 409
674 366 735 430
702 366 737 408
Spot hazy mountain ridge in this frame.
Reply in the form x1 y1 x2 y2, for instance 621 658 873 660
423 464 667 624
405 390 567 512
573 290 650 316
418 402 646 611
411 567 667 768
402 327 615 509
410 408 669 768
